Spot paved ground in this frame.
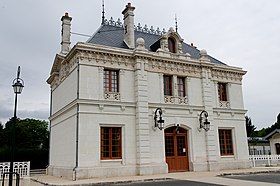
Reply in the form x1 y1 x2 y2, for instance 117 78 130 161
105 179 224 186
224 172 280 185
30 167 280 186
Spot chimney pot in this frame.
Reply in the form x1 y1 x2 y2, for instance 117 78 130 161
60 12 72 54
122 3 135 49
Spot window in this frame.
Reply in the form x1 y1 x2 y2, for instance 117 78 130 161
168 37 176 53
219 129 233 156
177 77 186 97
101 127 122 159
104 69 119 92
164 75 173 96
218 83 227 101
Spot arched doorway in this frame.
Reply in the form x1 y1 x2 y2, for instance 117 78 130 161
275 143 280 155
164 126 189 172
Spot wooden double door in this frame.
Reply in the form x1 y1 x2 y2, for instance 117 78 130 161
165 126 189 172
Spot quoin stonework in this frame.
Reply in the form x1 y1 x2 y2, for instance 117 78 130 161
47 3 250 180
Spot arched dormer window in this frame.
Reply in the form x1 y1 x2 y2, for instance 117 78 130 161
168 37 176 53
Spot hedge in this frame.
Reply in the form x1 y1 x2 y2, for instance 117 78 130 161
0 147 48 169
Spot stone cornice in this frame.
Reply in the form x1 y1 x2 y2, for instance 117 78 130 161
48 42 247 89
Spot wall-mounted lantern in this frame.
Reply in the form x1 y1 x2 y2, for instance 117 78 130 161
154 108 164 130
199 110 210 132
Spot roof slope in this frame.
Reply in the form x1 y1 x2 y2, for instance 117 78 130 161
264 129 280 140
87 24 225 65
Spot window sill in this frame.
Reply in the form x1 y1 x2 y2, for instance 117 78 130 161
220 155 235 159
100 159 122 162
100 159 123 165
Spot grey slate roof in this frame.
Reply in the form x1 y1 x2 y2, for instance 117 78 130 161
264 129 280 140
87 24 225 65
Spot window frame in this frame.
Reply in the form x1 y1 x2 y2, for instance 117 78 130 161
177 77 186 97
218 129 234 156
104 69 119 93
163 75 173 96
100 127 122 160
168 37 176 53
217 82 228 101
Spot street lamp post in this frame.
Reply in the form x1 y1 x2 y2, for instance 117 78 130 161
9 66 24 186
154 108 164 130
199 110 210 132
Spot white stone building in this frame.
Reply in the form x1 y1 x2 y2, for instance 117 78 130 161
264 129 280 155
47 3 250 180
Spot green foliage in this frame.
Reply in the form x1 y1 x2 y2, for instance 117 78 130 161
0 122 4 146
3 118 49 149
245 115 256 137
255 113 280 137
0 118 49 169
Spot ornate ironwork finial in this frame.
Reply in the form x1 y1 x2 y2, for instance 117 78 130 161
17 66 21 79
101 0 105 25
175 14 178 33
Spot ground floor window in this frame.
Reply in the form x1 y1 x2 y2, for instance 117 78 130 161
101 127 122 159
218 129 234 156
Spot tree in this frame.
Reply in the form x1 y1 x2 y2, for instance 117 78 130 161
0 118 49 169
254 113 280 137
245 116 256 137
3 118 49 149
0 122 4 146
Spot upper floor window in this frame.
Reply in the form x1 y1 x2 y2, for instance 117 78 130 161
168 37 176 53
218 83 227 101
101 127 122 160
219 129 234 156
177 77 186 97
164 75 173 96
104 69 119 92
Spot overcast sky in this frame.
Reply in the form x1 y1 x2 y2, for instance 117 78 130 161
0 0 279 129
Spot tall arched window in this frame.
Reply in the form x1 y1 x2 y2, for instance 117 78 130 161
168 37 176 53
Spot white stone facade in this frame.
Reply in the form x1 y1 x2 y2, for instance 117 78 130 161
47 4 250 180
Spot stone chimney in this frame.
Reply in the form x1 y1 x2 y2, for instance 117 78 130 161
60 12 72 54
122 3 135 49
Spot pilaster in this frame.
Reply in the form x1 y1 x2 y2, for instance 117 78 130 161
119 69 125 102
201 68 218 170
98 67 104 100
134 58 151 175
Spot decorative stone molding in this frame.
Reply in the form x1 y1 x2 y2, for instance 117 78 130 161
164 96 188 105
212 70 244 82
135 38 147 51
164 96 175 103
147 60 201 78
99 104 104 110
104 92 120 101
98 66 104 73
178 96 188 104
119 69 125 75
120 105 126 111
219 101 230 109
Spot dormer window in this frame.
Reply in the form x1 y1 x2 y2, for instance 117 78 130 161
168 37 176 53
